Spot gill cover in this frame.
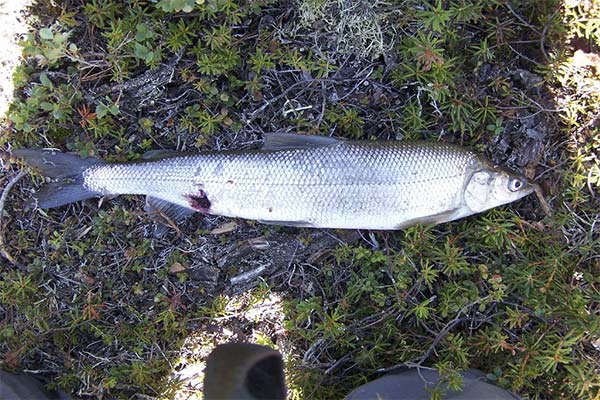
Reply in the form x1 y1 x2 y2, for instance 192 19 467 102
463 169 533 213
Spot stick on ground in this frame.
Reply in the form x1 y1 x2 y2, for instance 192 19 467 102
0 169 28 264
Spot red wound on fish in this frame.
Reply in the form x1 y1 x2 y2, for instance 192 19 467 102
187 190 211 212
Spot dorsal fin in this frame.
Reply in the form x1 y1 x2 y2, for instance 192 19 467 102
261 133 343 151
142 149 181 160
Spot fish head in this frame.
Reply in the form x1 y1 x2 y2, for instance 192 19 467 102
463 165 534 213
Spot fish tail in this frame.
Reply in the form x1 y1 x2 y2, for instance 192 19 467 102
12 149 105 208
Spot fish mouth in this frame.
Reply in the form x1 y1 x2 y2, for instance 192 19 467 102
522 180 536 195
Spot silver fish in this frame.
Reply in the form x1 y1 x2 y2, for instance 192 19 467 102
13 134 534 230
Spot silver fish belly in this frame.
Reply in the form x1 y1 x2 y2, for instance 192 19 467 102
15 134 534 230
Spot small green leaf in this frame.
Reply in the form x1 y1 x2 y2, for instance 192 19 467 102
157 0 195 12
134 43 149 60
39 72 53 88
135 23 154 41
52 108 64 120
145 51 155 63
96 103 108 119
39 28 53 40
9 112 24 124
40 101 54 111
108 104 120 116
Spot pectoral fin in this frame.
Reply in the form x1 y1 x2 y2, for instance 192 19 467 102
395 209 464 230
145 196 195 237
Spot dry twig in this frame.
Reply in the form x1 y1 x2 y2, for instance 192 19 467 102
0 169 28 264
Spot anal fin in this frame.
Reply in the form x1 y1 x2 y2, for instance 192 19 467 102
395 209 462 230
145 196 195 238
258 219 314 228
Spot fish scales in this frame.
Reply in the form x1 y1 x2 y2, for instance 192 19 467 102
83 142 477 230
13 134 534 230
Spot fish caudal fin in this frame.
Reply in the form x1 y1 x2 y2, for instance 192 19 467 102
13 149 105 208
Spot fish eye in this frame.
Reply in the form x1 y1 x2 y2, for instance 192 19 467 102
508 177 524 192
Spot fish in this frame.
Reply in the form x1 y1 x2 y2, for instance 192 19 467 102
12 133 534 231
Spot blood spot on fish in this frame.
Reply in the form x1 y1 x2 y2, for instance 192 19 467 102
187 190 211 213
